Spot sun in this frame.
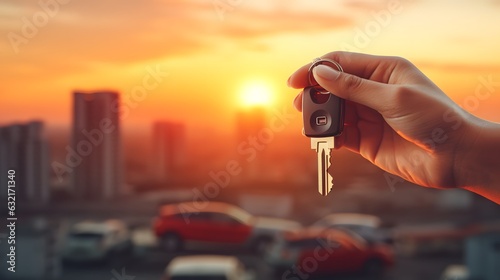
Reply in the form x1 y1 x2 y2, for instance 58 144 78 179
239 81 274 108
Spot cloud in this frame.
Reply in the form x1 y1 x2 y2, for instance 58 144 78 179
1 1 353 62
0 0 364 87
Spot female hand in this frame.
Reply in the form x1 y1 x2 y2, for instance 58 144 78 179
288 51 500 203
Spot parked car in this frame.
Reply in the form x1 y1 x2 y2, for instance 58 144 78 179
266 228 394 278
440 265 469 280
311 213 393 245
163 255 252 280
393 223 470 257
153 202 302 253
62 220 133 263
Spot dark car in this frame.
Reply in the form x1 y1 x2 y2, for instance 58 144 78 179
266 228 394 279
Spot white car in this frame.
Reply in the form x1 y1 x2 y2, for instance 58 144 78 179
62 220 133 263
163 255 253 280
441 265 469 280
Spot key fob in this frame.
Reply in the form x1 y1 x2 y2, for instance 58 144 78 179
302 86 344 138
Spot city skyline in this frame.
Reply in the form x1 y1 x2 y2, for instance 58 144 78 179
2 0 500 132
1 87 319 202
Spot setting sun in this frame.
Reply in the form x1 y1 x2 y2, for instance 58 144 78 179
239 81 274 108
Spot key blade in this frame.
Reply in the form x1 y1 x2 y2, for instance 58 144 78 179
324 149 334 196
312 138 335 196
317 144 333 196
319 148 327 196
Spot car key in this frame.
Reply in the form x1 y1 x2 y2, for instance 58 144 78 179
302 58 345 196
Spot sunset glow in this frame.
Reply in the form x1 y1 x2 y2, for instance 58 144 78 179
239 81 274 108
1 0 500 131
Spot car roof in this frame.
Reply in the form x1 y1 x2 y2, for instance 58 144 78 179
441 265 469 279
166 255 242 276
70 220 124 234
316 213 381 228
160 202 251 221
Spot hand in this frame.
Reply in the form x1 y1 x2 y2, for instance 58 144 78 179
288 51 500 203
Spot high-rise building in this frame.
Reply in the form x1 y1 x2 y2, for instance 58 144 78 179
152 121 186 182
71 91 123 199
235 107 267 143
235 107 268 181
0 121 50 204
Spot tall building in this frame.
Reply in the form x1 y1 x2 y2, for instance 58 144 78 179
0 121 50 204
235 107 268 181
152 121 186 182
71 91 123 199
235 107 267 143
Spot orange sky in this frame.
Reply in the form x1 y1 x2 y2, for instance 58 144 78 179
1 0 500 134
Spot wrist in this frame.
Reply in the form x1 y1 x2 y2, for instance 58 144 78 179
456 116 500 204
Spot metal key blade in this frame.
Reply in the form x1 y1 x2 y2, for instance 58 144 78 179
311 137 335 196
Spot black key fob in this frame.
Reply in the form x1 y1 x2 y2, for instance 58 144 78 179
302 86 344 138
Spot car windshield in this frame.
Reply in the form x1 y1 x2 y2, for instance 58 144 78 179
286 238 323 248
69 232 104 240
334 228 368 246
228 207 252 224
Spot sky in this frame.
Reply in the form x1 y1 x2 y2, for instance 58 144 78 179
1 0 500 134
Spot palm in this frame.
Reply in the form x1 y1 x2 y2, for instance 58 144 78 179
347 101 455 189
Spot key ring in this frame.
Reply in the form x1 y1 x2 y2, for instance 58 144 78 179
308 58 343 92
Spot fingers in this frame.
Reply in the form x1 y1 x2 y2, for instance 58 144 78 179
288 63 314 89
288 51 398 89
337 125 360 153
293 91 303 112
312 65 396 113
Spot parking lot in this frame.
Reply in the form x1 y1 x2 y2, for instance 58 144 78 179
60 231 463 280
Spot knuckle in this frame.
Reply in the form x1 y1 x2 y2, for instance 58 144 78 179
392 85 407 100
390 56 414 70
341 73 363 92
324 51 352 65
392 85 414 105
395 84 411 95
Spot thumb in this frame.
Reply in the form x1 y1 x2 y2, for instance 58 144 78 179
313 64 394 113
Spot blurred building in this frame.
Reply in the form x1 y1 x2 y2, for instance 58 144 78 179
0 121 50 204
0 218 61 279
71 91 123 199
235 107 267 143
152 121 186 182
235 107 268 181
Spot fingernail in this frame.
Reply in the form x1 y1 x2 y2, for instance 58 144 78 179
287 76 292 87
313 64 340 81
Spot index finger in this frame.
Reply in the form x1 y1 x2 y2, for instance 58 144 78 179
287 51 398 89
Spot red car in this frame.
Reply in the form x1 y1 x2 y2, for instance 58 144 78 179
153 202 301 253
266 228 394 279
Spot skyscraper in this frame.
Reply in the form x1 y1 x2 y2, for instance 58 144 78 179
152 121 186 182
0 121 50 204
235 107 268 181
235 107 267 143
71 91 123 199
